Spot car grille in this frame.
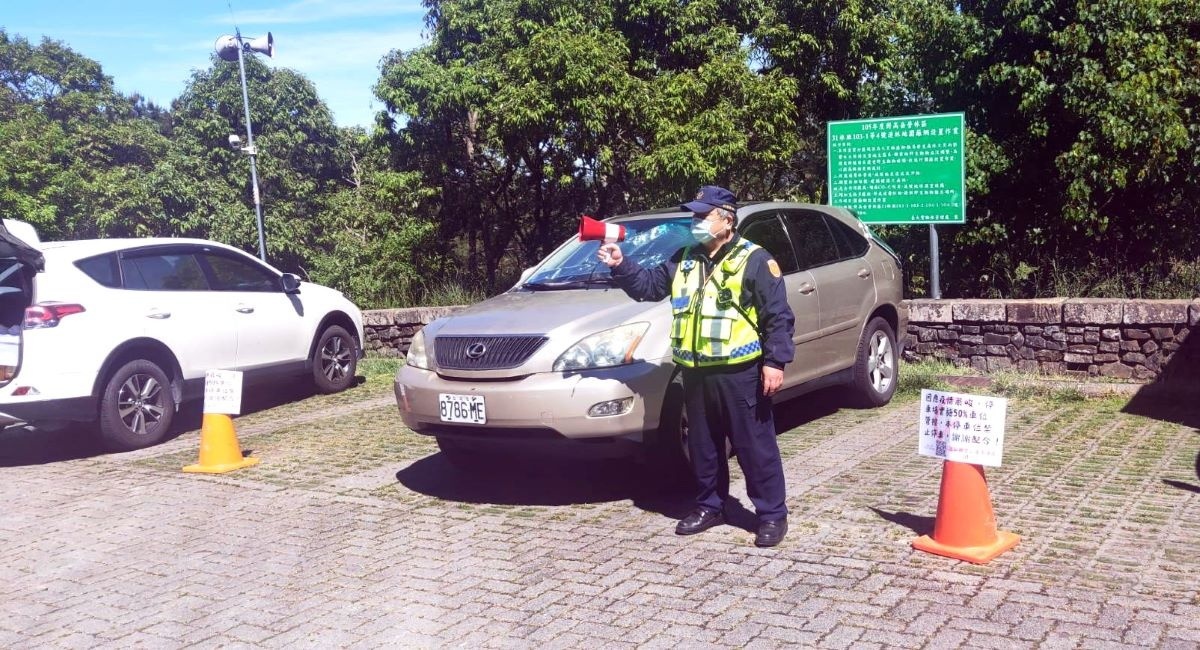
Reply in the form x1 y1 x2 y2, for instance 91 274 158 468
435 335 548 370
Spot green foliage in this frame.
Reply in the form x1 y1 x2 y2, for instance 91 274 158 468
924 0 1200 298
165 56 346 272
3 2 1200 305
0 31 170 240
375 0 804 290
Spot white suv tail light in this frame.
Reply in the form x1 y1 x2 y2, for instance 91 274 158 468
24 303 86 329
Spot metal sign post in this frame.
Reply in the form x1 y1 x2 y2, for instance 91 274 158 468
827 113 965 299
930 224 941 299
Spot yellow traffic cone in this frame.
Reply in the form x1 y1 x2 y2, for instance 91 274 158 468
183 413 259 474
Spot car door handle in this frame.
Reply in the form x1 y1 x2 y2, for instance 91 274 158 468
146 311 171 319
236 306 255 314
798 283 816 295
857 269 872 278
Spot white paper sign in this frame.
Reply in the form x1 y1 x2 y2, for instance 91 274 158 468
204 369 243 415
918 388 1007 467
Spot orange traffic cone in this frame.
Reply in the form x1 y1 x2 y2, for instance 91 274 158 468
182 413 259 474
912 460 1019 564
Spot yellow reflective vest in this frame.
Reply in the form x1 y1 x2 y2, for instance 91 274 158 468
669 239 763 368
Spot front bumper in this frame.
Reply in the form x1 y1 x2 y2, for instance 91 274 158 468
394 360 675 441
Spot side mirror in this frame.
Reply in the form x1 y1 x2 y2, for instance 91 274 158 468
280 273 301 294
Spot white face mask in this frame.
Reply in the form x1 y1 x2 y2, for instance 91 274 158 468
691 217 727 243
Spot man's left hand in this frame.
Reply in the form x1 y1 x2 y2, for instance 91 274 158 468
762 365 783 397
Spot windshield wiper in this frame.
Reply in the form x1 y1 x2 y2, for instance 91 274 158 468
524 277 615 291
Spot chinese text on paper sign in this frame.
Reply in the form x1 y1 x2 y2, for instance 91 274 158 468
918 389 1007 467
204 369 243 415
827 113 966 224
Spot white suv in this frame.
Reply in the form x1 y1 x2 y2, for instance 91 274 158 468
0 231 365 450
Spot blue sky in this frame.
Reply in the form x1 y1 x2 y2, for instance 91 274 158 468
2 0 429 128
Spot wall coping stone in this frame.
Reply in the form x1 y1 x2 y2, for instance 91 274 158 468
364 306 464 326
1062 298 1124 325
1122 300 1191 325
950 299 1007 322
1006 298 1066 324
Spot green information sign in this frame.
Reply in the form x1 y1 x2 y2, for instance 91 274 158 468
827 112 965 224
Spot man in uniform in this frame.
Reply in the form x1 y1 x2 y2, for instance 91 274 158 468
597 185 796 547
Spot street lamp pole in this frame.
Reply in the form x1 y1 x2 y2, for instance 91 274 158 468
215 30 274 262
232 30 267 262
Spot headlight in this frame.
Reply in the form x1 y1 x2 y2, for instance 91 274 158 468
406 328 432 369
553 322 650 372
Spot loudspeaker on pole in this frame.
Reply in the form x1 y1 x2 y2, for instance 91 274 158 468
215 32 274 62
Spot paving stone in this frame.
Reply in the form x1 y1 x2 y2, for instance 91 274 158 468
3 382 1199 647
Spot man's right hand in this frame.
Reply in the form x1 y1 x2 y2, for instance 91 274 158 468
597 243 623 267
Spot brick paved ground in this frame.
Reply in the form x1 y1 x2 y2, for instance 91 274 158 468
2 366 1198 649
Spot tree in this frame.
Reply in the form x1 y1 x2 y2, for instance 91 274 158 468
899 0 1200 297
166 55 345 272
0 30 169 240
375 0 802 289
305 128 442 308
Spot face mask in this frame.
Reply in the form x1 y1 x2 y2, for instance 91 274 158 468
691 218 727 243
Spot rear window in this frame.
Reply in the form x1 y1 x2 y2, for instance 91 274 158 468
826 216 869 259
121 254 209 291
74 253 121 288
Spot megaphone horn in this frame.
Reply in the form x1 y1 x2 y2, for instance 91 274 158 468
214 35 241 62
246 32 274 58
579 215 626 243
214 32 274 62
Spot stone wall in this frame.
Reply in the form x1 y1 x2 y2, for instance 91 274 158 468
363 306 463 357
365 299 1200 382
903 299 1200 381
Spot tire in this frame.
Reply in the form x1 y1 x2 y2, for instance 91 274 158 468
97 359 175 451
648 376 692 483
312 325 358 393
851 316 899 407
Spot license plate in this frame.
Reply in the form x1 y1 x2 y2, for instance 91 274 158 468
438 393 486 424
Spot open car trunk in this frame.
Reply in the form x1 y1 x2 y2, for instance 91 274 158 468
0 219 43 385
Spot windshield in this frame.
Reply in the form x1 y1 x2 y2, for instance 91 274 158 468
522 216 693 290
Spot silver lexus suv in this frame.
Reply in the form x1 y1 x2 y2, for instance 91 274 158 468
394 202 905 466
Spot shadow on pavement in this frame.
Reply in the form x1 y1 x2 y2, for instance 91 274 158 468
1121 326 1200 430
395 384 855 525
1163 479 1200 494
1120 330 1200 490
0 375 365 467
867 506 934 536
395 453 696 521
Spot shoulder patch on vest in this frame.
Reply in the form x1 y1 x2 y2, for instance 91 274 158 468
767 259 781 278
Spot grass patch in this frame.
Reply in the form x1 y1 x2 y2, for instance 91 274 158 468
899 359 1136 403
895 359 958 397
359 355 404 379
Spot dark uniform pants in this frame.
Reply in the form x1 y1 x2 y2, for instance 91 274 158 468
681 361 787 521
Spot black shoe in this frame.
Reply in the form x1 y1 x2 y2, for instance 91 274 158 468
675 508 725 535
755 518 788 547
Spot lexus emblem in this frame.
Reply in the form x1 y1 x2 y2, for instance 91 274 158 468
465 342 487 359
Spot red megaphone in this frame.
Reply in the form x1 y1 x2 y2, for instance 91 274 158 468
578 215 626 243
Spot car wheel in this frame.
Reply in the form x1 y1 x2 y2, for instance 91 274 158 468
649 376 692 483
98 359 175 451
851 316 898 407
312 325 358 393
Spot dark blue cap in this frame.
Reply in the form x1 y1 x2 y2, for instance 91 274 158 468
680 185 737 214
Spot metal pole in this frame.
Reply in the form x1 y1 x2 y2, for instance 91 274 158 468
234 30 267 262
929 224 941 299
